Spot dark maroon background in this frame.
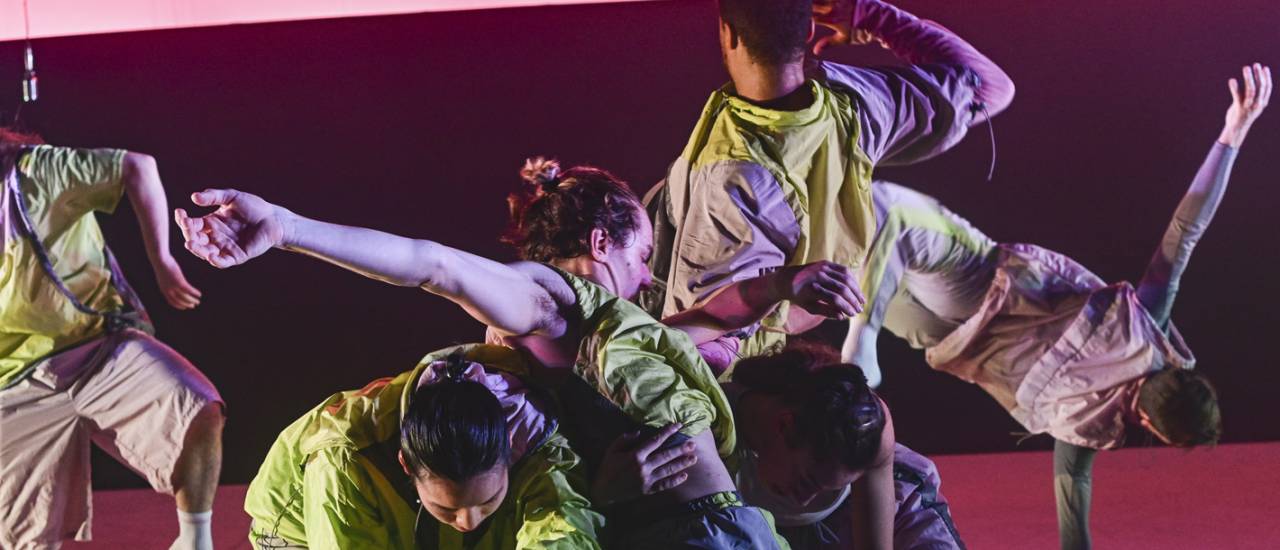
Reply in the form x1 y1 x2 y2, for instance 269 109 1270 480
1 0 1276 488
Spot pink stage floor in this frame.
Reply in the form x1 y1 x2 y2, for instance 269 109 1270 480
64 442 1280 549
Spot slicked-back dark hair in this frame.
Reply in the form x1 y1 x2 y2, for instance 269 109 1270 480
732 341 885 471
718 0 811 67
503 157 641 262
400 357 510 481
1138 368 1222 448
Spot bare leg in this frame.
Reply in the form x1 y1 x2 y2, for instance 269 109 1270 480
173 403 224 512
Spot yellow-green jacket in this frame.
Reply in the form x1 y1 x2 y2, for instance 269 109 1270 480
244 344 603 549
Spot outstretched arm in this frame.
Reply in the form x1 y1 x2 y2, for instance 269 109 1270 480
1136 64 1270 327
119 153 203 309
662 261 865 346
1053 440 1098 550
176 189 562 337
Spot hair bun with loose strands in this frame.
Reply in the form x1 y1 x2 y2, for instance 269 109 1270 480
520 156 562 196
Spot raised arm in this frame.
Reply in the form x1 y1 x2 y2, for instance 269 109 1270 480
812 0 1015 165
662 260 865 346
175 189 563 337
1136 64 1270 327
121 153 202 310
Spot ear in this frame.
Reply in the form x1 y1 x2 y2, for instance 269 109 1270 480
720 19 739 50
588 227 611 262
398 450 415 477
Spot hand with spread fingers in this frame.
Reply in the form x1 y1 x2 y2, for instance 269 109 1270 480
591 423 699 507
1219 63 1271 148
175 189 288 269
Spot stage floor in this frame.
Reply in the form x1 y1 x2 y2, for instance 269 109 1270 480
63 441 1280 549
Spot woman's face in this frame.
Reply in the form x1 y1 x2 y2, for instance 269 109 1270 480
752 416 862 506
600 206 655 301
413 465 510 533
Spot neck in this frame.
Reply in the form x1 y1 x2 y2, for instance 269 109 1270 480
729 59 808 105
550 256 614 294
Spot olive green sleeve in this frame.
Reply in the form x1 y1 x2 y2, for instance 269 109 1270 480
302 448 395 550
513 441 606 550
19 145 127 215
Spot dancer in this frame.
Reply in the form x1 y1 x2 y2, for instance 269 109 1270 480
646 0 1015 358
728 343 961 550
0 134 224 550
840 64 1270 549
177 160 856 548
244 344 604 549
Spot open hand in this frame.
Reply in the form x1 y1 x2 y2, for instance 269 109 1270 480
175 189 286 269
1219 63 1271 148
779 260 866 319
591 423 698 507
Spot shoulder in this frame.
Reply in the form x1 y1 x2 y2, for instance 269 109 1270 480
510 261 577 308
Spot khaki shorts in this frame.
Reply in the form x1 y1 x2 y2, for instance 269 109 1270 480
0 329 223 549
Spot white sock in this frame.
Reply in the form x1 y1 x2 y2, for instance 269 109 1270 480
171 509 213 550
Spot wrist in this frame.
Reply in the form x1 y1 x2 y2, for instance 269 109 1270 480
1218 124 1249 148
275 206 298 249
766 266 797 303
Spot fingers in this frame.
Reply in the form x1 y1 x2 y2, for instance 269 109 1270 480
634 423 683 458
647 471 690 494
165 287 200 310
1257 64 1272 109
645 453 698 494
605 429 644 454
645 440 697 472
191 188 240 207
1229 78 1241 106
1243 64 1256 108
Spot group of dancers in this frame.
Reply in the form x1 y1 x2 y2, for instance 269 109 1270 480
0 0 1270 548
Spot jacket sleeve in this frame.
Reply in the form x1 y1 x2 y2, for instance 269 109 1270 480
19 145 128 216
302 448 395 550
665 160 798 315
514 440 607 550
815 0 1015 166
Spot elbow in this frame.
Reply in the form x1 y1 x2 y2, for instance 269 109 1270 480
122 152 158 182
971 62 1015 119
411 240 449 289
121 152 160 195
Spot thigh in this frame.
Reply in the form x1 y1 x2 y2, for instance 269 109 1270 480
74 330 223 495
0 374 94 547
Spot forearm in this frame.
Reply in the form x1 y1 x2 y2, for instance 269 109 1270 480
855 0 1014 114
1053 440 1096 550
280 212 554 335
1137 142 1237 326
662 270 787 345
849 416 896 550
121 153 177 268
280 212 442 287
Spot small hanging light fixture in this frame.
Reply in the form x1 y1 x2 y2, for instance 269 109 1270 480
21 0 37 103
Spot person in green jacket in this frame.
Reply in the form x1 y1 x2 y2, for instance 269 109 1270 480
245 344 604 549
177 158 862 548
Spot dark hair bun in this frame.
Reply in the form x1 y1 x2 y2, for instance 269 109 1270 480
520 156 562 195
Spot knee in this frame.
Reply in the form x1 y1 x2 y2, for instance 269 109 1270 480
187 402 226 441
